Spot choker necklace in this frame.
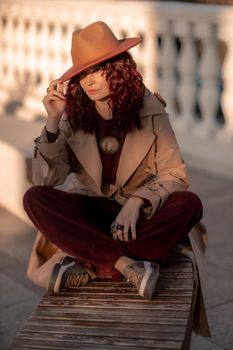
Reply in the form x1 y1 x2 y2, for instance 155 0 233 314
99 136 120 154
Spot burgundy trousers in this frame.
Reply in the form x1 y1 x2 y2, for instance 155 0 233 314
23 186 202 275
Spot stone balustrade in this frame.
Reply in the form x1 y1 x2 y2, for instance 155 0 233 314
0 0 233 220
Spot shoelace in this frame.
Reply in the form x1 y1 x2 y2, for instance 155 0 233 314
125 264 143 287
64 273 86 288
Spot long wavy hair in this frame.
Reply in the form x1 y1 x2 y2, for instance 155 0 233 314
65 52 145 134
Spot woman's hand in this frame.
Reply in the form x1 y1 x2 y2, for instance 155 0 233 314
112 196 144 242
43 79 66 132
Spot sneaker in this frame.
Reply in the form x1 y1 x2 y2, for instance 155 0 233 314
123 261 160 300
47 257 91 294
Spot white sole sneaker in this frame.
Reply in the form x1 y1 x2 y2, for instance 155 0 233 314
139 261 160 300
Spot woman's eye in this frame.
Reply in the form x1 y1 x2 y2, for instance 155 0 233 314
79 66 104 80
79 72 86 80
91 67 101 73
94 67 101 72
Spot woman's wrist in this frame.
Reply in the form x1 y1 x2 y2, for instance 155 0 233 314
46 119 59 133
130 196 145 208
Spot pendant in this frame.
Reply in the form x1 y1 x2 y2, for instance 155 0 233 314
99 136 120 154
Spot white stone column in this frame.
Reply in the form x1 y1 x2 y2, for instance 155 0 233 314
16 19 50 120
194 23 220 137
175 21 197 131
14 19 26 86
158 19 177 120
218 30 233 141
0 8 8 112
140 21 158 92
2 13 15 88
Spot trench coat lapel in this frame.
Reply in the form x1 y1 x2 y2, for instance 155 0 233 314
116 88 161 187
115 125 155 187
67 130 102 192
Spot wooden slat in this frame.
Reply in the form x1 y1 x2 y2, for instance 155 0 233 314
11 255 194 350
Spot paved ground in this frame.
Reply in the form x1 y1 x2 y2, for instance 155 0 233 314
0 166 233 350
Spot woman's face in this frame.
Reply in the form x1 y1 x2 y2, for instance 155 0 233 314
79 66 110 102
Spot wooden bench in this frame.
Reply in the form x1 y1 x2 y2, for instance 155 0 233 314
11 254 194 350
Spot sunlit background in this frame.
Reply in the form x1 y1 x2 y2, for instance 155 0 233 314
1 0 233 223
0 1 233 349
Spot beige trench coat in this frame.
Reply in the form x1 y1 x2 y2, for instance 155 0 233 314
27 89 210 337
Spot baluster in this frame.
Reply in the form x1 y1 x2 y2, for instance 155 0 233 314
0 8 9 111
15 19 26 86
39 20 51 82
15 16 30 89
158 19 177 120
26 20 37 88
16 18 49 120
15 18 38 120
141 25 157 92
122 19 152 87
175 21 197 131
3 14 15 88
30 19 51 117
48 21 63 78
218 37 233 141
194 23 220 137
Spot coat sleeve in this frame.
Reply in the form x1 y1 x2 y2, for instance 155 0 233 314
32 118 73 186
133 112 190 219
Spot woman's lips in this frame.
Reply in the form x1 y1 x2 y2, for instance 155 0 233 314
87 89 99 94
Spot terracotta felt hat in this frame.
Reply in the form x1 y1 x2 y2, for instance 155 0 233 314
59 21 141 82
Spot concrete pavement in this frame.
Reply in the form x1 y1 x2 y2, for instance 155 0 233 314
0 166 233 350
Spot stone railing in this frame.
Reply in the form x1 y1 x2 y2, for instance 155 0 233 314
0 0 233 220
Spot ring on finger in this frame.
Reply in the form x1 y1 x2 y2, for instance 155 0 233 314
111 221 118 234
116 224 124 231
112 232 118 241
115 232 123 241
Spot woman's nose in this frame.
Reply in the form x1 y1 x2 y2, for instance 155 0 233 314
86 73 95 86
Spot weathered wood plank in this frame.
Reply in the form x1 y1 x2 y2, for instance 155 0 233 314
12 335 183 349
39 298 192 310
11 338 182 350
11 255 194 350
18 328 185 341
24 319 187 333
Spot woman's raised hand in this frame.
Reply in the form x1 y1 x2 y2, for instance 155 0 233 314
43 79 66 132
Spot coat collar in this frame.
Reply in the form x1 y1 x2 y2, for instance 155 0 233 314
139 88 165 118
67 131 103 192
115 122 155 187
66 89 164 192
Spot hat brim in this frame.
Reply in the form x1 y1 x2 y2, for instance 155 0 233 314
59 37 141 82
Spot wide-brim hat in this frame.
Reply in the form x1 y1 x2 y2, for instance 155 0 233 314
59 21 141 82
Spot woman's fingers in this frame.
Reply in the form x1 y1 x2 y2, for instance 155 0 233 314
130 223 137 241
56 82 64 93
122 223 130 242
116 230 124 241
112 224 128 242
112 197 142 242
44 90 65 101
112 232 118 241
117 223 130 242
111 223 132 242
47 79 62 92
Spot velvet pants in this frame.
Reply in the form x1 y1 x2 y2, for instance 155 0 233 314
23 186 202 275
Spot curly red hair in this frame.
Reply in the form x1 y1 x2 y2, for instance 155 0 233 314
65 52 145 134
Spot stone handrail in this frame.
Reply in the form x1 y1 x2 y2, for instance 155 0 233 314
0 0 233 177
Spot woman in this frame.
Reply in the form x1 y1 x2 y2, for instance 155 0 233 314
23 21 202 300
